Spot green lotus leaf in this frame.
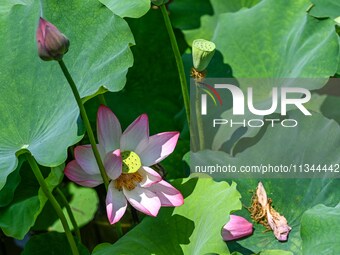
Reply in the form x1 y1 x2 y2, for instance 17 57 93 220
260 251 294 255
98 0 150 18
309 0 340 19
301 203 340 255
212 0 339 80
0 0 134 190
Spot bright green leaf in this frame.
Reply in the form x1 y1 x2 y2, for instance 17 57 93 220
301 203 340 255
260 251 294 255
213 0 339 79
99 0 150 18
179 178 241 255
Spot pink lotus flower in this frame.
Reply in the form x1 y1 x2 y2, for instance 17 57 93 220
36 17 69 61
222 215 253 241
65 106 183 224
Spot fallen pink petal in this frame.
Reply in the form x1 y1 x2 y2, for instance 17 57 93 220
222 215 253 241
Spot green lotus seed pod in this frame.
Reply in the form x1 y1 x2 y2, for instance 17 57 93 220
151 0 169 6
192 39 216 72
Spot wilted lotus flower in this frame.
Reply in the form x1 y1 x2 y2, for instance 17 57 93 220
222 215 253 241
251 182 292 242
65 106 184 224
36 17 69 61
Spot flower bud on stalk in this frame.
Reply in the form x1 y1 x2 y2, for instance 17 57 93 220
222 215 253 241
36 17 69 61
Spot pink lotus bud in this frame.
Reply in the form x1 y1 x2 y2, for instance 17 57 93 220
222 215 253 241
36 17 69 61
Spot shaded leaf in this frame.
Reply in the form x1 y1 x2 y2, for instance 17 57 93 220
169 0 213 30
0 163 64 239
0 158 22 207
213 0 338 80
22 232 89 255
